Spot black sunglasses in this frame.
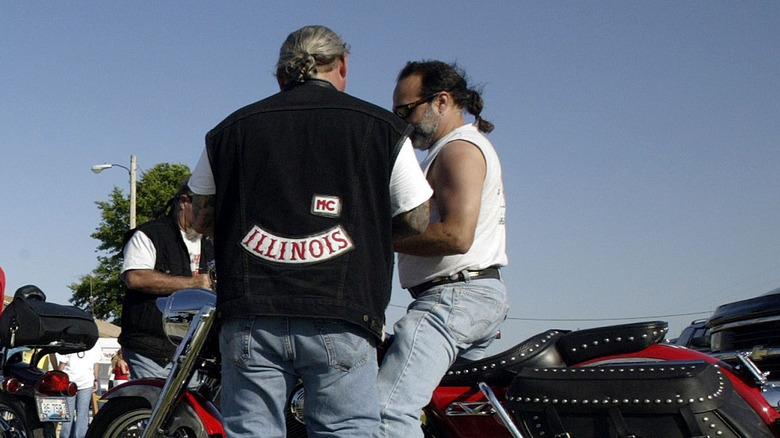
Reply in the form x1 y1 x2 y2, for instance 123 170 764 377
393 92 441 119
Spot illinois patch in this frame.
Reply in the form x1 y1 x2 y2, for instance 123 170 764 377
311 194 342 217
240 224 354 264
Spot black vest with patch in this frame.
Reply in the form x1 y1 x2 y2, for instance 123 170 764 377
206 80 408 339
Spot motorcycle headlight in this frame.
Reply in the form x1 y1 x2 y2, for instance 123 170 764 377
157 288 217 345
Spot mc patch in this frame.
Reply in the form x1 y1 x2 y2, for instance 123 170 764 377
311 194 342 218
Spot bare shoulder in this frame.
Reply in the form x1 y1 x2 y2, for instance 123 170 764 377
431 140 486 184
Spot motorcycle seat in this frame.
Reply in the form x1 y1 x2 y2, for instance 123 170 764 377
441 329 569 386
440 321 669 387
556 320 668 365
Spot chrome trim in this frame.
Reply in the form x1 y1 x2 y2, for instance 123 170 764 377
710 314 780 333
478 382 525 438
736 351 769 385
444 401 495 416
713 347 780 362
141 303 217 438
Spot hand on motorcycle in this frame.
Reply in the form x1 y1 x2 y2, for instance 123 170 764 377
123 269 214 295
191 272 213 290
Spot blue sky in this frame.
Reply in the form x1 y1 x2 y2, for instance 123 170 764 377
1 1 778 352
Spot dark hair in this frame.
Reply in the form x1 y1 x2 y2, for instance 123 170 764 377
155 180 193 218
398 61 494 133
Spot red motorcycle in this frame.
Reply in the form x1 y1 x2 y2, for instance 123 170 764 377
428 322 780 437
87 288 780 438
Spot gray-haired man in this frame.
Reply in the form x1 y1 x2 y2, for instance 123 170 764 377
189 26 431 438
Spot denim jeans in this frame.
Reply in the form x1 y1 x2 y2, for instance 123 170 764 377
220 316 380 438
59 387 92 438
375 277 509 438
122 347 172 380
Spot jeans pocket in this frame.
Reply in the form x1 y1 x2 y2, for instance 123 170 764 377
219 317 253 366
446 285 509 344
317 320 373 372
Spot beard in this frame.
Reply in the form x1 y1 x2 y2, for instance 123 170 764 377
184 227 203 242
410 105 439 150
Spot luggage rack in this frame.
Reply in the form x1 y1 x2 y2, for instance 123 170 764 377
2 340 94 369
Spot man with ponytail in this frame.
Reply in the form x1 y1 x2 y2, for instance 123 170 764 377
189 26 431 438
376 61 510 438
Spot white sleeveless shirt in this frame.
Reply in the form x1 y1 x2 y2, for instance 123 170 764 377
398 123 508 288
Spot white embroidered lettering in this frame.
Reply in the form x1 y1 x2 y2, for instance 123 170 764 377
240 225 354 264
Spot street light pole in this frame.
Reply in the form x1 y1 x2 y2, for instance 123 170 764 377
92 155 138 229
129 155 137 229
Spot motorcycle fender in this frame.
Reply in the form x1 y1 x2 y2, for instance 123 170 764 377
100 379 165 406
100 380 223 437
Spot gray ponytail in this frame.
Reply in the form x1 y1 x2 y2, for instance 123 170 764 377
275 26 350 86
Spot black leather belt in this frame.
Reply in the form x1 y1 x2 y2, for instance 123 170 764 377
408 267 501 298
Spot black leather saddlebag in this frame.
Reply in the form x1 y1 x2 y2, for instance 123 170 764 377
0 293 98 354
506 361 773 438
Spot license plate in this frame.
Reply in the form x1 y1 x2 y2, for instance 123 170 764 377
36 396 70 422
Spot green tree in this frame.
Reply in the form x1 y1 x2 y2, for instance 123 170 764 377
69 163 191 322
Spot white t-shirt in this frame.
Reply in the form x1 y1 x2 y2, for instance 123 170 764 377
55 344 103 390
121 229 202 275
189 138 432 218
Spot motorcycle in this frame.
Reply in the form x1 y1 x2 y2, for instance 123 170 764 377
87 288 222 438
88 288 780 438
0 286 98 438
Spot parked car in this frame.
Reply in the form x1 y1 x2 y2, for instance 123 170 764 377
669 318 710 352
672 287 780 410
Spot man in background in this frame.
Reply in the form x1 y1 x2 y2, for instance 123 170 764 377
119 182 213 379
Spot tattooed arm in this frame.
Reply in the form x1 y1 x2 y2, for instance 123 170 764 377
392 200 429 243
192 194 216 238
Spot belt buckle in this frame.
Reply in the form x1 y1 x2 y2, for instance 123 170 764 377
447 273 462 281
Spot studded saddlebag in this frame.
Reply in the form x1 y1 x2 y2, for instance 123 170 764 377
506 361 773 438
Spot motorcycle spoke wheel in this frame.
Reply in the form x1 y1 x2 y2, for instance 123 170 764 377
86 398 202 438
0 399 32 438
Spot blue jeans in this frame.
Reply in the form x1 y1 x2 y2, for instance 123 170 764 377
60 387 92 438
123 347 200 389
220 316 380 438
375 277 509 438
122 347 172 380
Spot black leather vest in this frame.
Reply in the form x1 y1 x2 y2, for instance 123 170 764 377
206 80 408 339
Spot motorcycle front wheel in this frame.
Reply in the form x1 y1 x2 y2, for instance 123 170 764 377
86 397 206 438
